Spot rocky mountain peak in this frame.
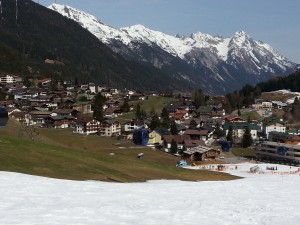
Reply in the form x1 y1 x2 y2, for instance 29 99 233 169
48 3 299 94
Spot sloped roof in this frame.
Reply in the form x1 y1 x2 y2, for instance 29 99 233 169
223 122 259 130
163 135 184 144
184 146 218 155
53 109 77 114
153 127 170 136
184 129 209 136
76 117 94 123
49 115 75 121
197 106 214 113
184 139 206 148
30 111 51 115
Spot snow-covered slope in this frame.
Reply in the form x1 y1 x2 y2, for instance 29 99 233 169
49 4 299 93
1 164 300 225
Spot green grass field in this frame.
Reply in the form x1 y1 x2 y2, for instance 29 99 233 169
240 111 262 120
138 96 176 115
232 147 256 158
117 96 176 123
0 117 239 182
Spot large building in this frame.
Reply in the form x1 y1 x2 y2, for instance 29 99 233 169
255 141 300 164
0 74 22 84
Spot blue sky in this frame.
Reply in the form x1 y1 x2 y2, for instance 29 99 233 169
35 0 300 63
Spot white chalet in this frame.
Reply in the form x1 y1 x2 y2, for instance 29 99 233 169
75 118 101 135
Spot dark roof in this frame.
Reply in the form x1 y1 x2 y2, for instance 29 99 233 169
154 127 171 136
53 109 77 114
103 119 120 125
223 122 259 130
12 111 26 118
49 115 75 121
30 111 51 115
263 117 285 126
184 129 209 136
76 117 94 123
163 135 184 144
196 106 214 113
184 139 206 148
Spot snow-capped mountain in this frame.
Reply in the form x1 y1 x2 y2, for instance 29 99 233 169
49 3 299 94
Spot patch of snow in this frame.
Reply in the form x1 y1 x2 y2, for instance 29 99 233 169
266 90 300 104
215 38 230 61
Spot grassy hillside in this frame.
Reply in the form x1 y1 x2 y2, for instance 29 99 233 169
118 96 176 123
0 119 238 182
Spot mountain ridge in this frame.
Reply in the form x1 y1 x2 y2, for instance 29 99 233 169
49 3 299 94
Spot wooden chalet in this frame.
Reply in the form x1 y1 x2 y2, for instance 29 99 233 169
44 115 76 129
75 117 101 135
183 146 220 161
184 129 209 141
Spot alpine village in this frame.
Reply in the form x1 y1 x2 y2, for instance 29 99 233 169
1 0 300 183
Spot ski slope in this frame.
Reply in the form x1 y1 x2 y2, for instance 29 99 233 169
0 164 299 225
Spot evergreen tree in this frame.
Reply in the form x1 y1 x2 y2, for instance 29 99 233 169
238 109 241 116
226 126 233 143
291 97 300 121
121 98 130 113
150 106 156 116
224 97 232 114
247 115 251 123
74 77 79 86
193 89 205 108
180 145 187 155
170 122 178 135
93 93 106 121
135 103 142 119
140 109 147 118
149 114 160 131
189 119 198 129
23 76 31 88
160 107 170 128
213 122 224 139
161 107 169 122
242 127 253 148
170 139 178 154
79 95 88 102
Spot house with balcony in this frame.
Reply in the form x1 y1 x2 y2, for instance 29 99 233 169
223 122 259 143
262 118 286 139
124 119 148 132
99 119 121 137
148 127 170 146
29 111 52 125
75 117 101 135
44 115 76 129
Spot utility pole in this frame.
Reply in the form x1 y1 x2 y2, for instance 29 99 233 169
0 0 3 22
0 0 2 16
16 0 18 25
